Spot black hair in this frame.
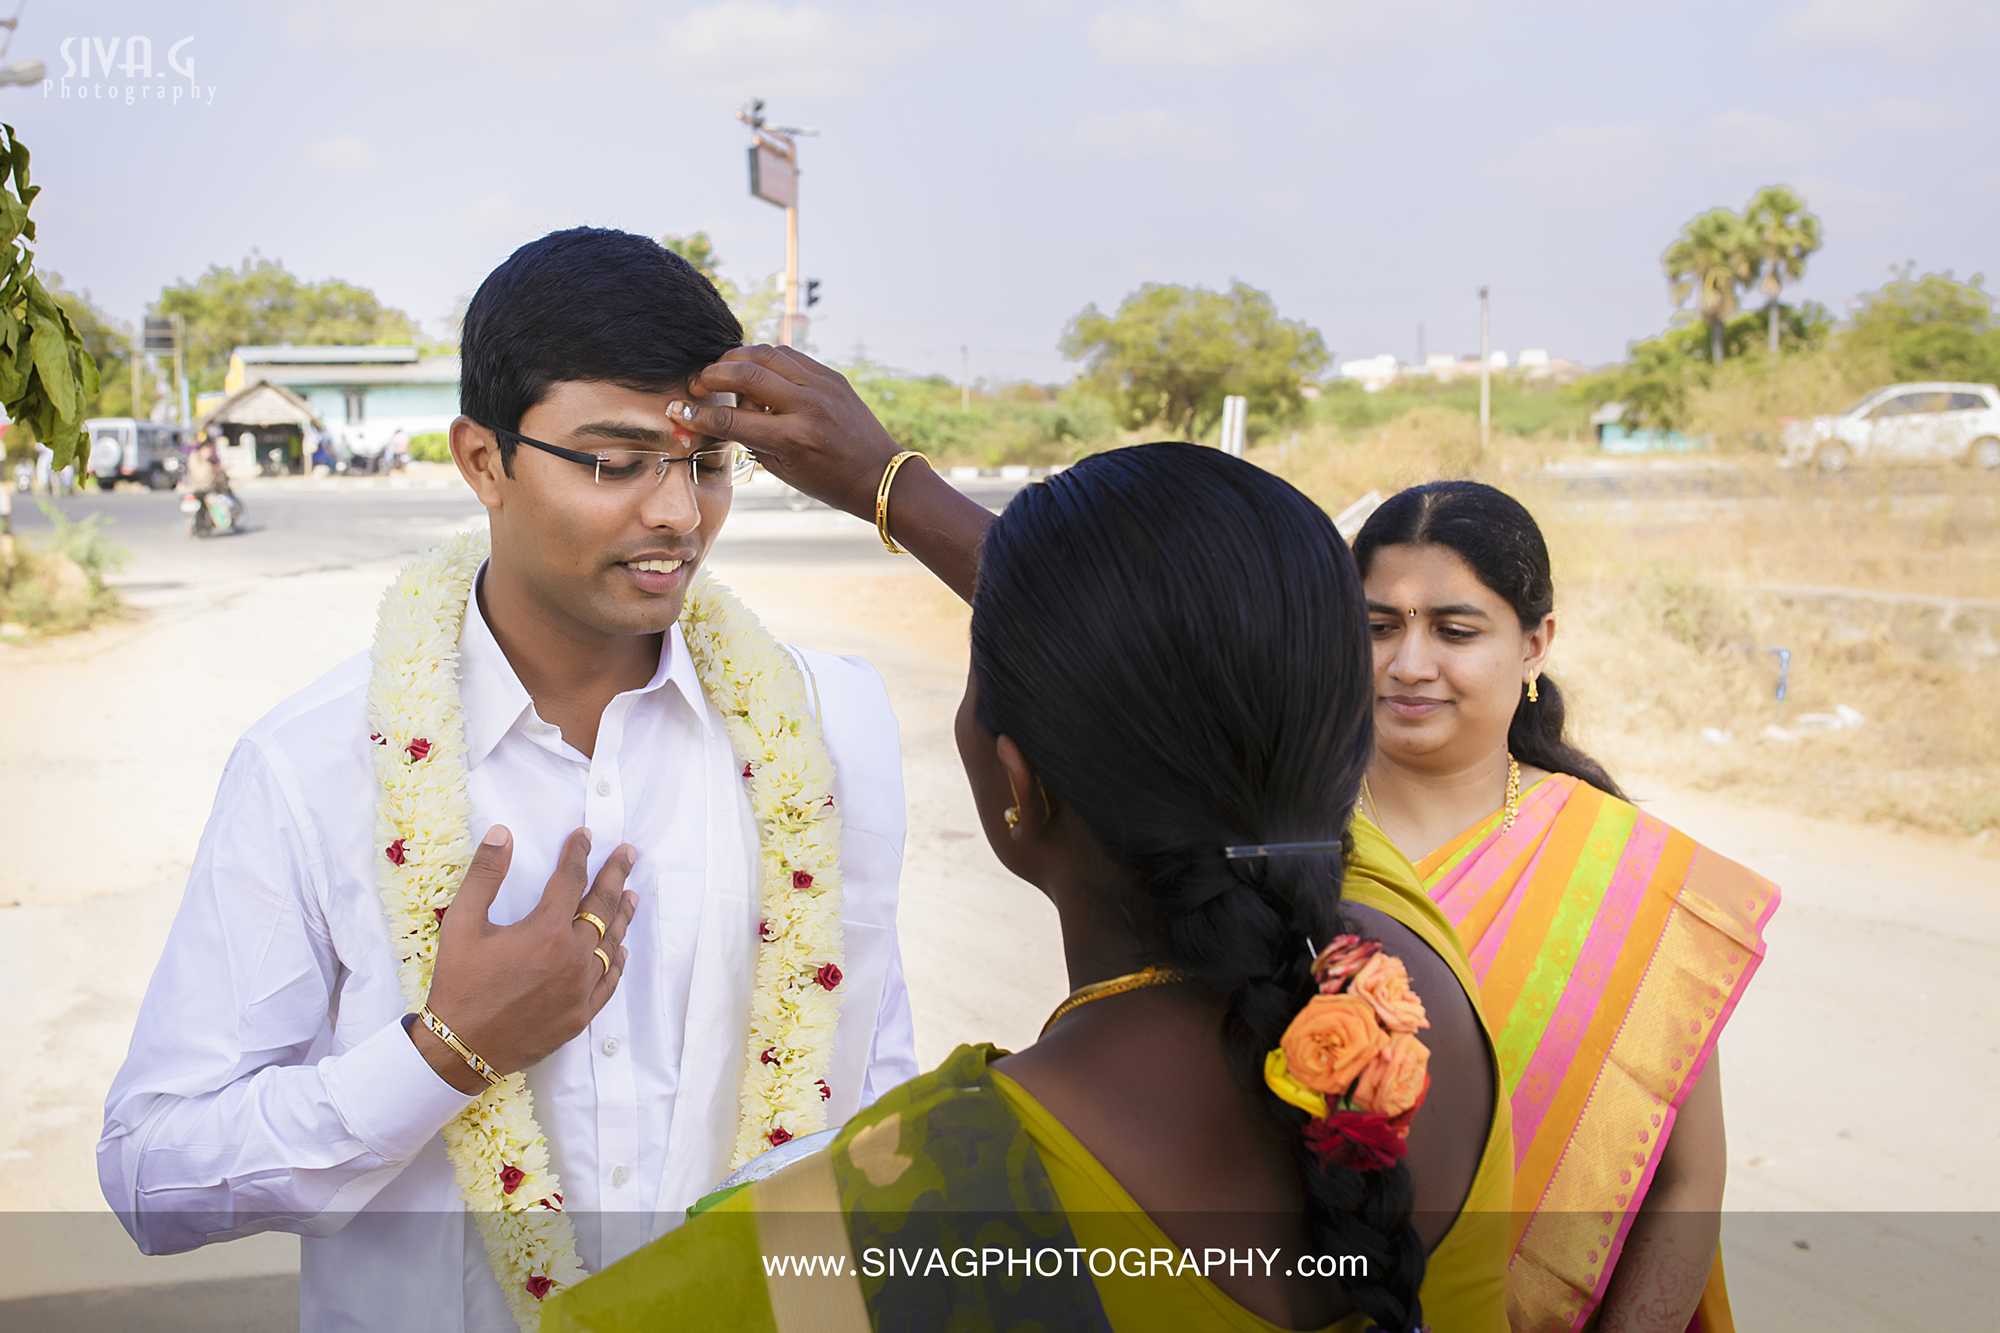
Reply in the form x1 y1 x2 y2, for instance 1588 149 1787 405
970 443 1426 1331
458 227 742 472
1352 480 1624 798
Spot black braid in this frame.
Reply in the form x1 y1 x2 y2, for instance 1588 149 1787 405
1150 840 1427 1332
969 445 1428 1330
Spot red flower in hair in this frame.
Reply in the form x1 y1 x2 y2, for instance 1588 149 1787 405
768 1126 793 1147
1312 935 1383 993
385 838 406 866
1303 1110 1412 1173
791 870 814 890
406 737 432 763
525 1275 553 1301
815 963 843 991
499 1164 525 1195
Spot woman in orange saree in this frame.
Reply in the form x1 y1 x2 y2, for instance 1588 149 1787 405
1351 482 1778 1332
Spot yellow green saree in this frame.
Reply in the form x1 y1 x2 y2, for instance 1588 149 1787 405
543 834 1516 1332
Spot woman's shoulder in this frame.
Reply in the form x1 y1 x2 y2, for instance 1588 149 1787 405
1337 896 1508 1254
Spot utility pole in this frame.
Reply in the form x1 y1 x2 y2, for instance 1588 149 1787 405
738 100 816 347
783 181 798 346
172 313 189 427
1477 286 1491 451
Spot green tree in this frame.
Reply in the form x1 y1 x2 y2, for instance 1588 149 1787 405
1743 186 1823 356
1060 281 1328 439
43 275 161 419
1 123 98 469
1664 208 1756 365
662 230 782 343
153 254 423 395
1846 265 2000 383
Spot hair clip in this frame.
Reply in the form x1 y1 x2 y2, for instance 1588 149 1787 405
1222 840 1345 861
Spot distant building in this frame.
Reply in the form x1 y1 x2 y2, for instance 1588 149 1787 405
1339 346 1582 391
1337 354 1401 392
223 345 459 462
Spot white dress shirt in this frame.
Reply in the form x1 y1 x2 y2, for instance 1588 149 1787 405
99 571 916 1331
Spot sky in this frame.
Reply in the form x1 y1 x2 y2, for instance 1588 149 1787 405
18 0 2000 383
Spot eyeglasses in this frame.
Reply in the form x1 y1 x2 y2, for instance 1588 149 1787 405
488 425 755 490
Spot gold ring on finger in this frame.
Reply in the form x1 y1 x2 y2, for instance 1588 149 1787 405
574 910 608 942
593 946 612 977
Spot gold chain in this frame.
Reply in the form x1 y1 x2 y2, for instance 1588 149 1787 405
1360 753 1522 835
1040 965 1189 1037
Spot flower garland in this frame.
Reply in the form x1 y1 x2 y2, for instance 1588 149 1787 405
1263 935 1434 1172
367 530 845 1330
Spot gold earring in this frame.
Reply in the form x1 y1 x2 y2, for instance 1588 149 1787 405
1526 676 1540 704
1004 805 1021 830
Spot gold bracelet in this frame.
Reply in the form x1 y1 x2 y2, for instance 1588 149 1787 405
418 1006 503 1087
874 450 928 555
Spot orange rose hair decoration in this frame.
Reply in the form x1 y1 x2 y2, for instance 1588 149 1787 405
1264 935 1433 1172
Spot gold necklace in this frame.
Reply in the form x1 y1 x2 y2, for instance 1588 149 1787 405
1361 753 1522 835
1040 965 1189 1037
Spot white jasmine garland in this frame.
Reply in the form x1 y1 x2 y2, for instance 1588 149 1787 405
368 531 844 1330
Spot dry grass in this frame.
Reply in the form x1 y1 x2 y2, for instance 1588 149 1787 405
1263 426 2000 841
1683 346 1893 453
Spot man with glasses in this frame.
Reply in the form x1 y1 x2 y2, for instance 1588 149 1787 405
99 228 916 1331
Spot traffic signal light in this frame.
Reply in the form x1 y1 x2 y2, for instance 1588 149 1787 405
805 279 821 308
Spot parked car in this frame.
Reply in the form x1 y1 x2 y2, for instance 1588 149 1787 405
1781 382 2000 472
85 418 187 490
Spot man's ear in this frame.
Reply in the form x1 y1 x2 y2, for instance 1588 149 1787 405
451 416 506 510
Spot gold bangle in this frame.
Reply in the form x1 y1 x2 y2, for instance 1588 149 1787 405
874 450 928 555
418 1006 503 1087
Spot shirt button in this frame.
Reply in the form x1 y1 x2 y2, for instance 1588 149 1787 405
595 778 612 797
601 1037 621 1056
611 1165 631 1188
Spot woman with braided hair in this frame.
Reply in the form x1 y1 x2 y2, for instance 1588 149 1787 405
547 350 1516 1333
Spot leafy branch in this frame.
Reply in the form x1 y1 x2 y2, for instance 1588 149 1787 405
0 123 99 470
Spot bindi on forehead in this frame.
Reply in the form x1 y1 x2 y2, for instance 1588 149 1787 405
1366 599 1491 621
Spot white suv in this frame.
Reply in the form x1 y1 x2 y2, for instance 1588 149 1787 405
1781 382 2000 471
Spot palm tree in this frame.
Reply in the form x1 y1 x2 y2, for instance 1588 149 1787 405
1743 186 1823 356
1663 208 1756 364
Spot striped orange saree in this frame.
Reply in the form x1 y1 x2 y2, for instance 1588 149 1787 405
1408 774 1777 1332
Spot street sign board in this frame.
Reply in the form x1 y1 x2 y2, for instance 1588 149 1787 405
142 317 177 352
748 142 796 209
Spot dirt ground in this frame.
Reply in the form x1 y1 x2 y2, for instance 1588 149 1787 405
1 514 1992 1328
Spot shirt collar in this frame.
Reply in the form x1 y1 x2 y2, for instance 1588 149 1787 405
459 563 701 768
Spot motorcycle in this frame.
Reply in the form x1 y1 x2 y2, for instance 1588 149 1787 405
181 490 244 537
